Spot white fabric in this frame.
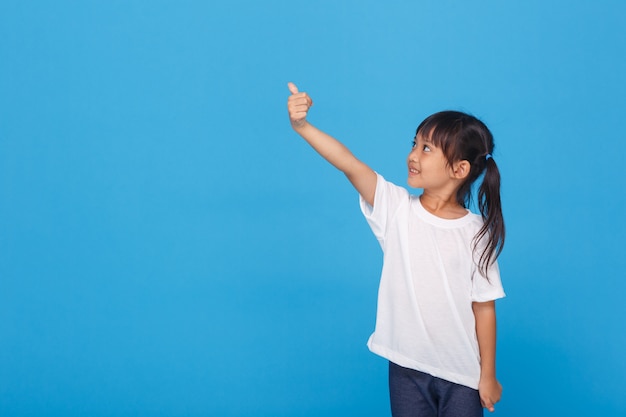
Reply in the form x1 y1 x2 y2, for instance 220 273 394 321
360 173 505 389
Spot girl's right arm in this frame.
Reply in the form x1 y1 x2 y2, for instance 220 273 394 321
287 82 377 206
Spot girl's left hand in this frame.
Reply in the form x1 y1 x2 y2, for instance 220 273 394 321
478 377 502 412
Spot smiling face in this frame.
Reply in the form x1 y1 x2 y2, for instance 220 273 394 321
411 110 493 207
407 133 456 191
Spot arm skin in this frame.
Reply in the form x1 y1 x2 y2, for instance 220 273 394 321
287 82 377 206
473 300 503 413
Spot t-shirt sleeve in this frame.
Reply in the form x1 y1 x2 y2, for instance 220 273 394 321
471 259 506 302
359 173 409 248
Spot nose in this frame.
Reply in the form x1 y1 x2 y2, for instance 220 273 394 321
408 148 419 162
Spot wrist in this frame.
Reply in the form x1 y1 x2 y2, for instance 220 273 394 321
480 362 496 378
291 119 309 130
479 370 497 381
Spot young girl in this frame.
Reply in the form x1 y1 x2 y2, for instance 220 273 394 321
287 82 505 417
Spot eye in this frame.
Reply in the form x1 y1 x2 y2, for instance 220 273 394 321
423 145 431 152
411 140 417 148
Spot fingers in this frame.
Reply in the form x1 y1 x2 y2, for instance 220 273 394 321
287 82 312 104
480 398 495 412
478 378 502 413
480 390 497 413
287 82 313 124
480 395 497 412
287 98 310 121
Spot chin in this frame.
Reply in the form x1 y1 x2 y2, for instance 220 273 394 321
407 179 421 189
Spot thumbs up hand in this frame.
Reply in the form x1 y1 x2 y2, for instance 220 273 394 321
287 82 313 128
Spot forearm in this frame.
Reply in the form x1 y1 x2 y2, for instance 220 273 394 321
291 121 361 174
473 300 502 412
473 300 497 378
287 83 377 205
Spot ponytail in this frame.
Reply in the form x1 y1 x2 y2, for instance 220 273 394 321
473 156 505 279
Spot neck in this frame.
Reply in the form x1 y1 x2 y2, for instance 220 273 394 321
419 191 466 219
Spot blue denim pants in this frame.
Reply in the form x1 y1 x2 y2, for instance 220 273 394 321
389 361 483 417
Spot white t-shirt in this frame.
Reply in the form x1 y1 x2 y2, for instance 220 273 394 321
360 173 505 389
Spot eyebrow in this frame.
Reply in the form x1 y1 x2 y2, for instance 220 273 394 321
415 134 438 149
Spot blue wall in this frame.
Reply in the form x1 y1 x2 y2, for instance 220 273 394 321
1 1 625 416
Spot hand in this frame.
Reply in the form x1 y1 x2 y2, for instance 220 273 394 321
287 82 313 128
478 376 502 412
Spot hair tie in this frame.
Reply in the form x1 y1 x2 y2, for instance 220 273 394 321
485 153 493 161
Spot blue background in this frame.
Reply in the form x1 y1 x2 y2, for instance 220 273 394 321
1 1 625 416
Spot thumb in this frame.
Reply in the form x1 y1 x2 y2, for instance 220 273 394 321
287 82 299 95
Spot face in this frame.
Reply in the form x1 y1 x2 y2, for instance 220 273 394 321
407 134 455 190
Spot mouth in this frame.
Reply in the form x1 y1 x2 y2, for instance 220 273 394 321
408 167 420 176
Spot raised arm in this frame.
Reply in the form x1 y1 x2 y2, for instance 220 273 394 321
287 82 377 206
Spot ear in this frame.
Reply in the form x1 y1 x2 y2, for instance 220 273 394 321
451 160 471 180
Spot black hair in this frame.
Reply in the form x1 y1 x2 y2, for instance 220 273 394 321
415 110 505 278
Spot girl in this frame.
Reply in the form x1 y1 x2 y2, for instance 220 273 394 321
287 82 505 417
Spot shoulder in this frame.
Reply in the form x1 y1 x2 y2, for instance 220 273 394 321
374 173 411 199
361 173 411 223
466 211 484 227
